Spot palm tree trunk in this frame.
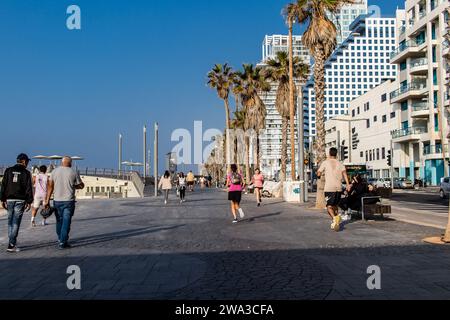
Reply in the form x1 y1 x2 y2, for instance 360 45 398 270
256 134 261 170
444 204 450 242
314 46 327 209
280 117 288 182
224 99 232 173
288 18 296 181
245 136 251 184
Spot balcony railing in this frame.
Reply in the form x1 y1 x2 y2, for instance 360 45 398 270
443 40 450 50
410 58 428 68
399 25 406 36
390 39 426 59
424 145 449 155
390 81 427 100
411 102 429 111
391 126 427 139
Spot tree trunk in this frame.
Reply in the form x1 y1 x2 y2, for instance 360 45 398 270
280 117 288 182
245 136 251 184
224 99 232 173
256 134 261 171
314 46 327 209
288 18 296 181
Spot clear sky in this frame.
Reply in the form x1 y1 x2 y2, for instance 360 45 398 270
0 0 404 172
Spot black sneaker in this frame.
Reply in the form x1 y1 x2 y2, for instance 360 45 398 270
257 203 261 207
7 244 20 253
58 243 71 250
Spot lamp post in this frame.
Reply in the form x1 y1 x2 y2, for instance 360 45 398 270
154 123 159 197
143 126 147 180
118 134 123 175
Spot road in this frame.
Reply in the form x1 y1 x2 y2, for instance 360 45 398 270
1 189 450 300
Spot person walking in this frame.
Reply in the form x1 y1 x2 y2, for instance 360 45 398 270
44 156 84 250
226 164 245 224
177 172 187 203
158 171 172 205
252 168 264 207
186 170 195 192
0 154 33 253
31 165 49 227
317 148 351 232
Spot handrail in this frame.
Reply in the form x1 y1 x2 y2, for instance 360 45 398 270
411 102 429 111
390 81 427 99
391 126 427 139
424 145 449 155
390 38 425 59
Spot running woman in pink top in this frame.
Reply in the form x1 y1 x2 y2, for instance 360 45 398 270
252 168 264 207
226 164 245 223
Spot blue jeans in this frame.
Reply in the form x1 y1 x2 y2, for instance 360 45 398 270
7 201 25 246
54 201 76 245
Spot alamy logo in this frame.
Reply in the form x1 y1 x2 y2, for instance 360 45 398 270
66 265 81 290
366 265 381 290
66 5 81 30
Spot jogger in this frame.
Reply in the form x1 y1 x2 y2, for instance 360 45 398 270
252 169 264 207
227 164 245 223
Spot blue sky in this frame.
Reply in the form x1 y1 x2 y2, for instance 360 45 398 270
0 0 403 172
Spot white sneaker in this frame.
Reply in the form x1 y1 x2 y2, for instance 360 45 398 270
164 200 167 205
330 222 336 230
238 208 245 219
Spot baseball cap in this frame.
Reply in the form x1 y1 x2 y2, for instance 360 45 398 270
17 153 31 162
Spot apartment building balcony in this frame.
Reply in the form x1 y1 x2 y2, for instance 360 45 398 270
423 145 449 161
390 39 426 64
390 81 428 103
411 102 430 118
391 126 427 143
409 58 428 75
443 40 450 58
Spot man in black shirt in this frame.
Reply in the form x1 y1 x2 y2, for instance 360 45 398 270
0 154 33 253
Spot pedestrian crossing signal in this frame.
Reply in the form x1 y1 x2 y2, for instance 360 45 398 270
341 146 349 160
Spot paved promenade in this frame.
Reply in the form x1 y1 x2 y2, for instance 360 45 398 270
1 189 450 300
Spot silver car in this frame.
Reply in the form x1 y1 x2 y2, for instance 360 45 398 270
440 177 450 199
393 178 414 189
367 178 391 188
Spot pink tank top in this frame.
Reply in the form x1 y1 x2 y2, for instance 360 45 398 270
253 174 264 188
227 173 243 192
35 173 48 198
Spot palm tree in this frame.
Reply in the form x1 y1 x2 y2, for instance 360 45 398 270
264 51 309 182
235 64 271 172
296 0 356 208
207 63 234 172
443 7 450 243
231 109 250 182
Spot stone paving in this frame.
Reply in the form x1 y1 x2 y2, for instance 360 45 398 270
1 189 450 300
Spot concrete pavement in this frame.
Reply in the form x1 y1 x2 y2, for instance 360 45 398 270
0 189 450 300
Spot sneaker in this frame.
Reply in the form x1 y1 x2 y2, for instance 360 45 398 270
232 219 238 224
31 220 36 227
7 245 20 253
238 208 245 219
164 200 167 205
257 203 261 207
330 222 336 230
333 215 342 232
58 243 71 250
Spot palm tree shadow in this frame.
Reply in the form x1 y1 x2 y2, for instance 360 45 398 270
243 212 282 223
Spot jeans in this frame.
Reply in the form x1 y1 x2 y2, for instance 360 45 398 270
54 201 76 245
7 201 25 246
179 187 186 200
164 190 170 202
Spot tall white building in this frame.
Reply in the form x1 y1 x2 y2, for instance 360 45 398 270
389 0 450 186
304 13 400 141
259 35 311 179
331 0 369 45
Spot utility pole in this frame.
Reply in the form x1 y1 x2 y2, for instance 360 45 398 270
143 125 147 180
348 120 352 164
337 130 341 161
390 140 394 191
154 123 159 197
118 133 123 175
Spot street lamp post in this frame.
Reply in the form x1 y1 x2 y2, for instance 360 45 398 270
118 134 123 176
143 126 147 180
154 123 159 197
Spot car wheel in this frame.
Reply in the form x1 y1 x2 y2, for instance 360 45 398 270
440 190 446 199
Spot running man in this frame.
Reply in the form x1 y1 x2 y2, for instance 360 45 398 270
0 154 33 253
252 168 264 207
226 164 245 224
31 165 49 227
186 170 195 192
317 148 351 232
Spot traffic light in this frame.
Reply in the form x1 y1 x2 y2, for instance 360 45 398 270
387 150 392 167
341 146 349 160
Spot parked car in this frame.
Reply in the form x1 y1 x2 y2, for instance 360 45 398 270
393 178 414 189
439 177 450 199
367 178 391 188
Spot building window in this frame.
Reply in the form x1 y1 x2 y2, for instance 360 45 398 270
382 147 386 159
401 101 408 111
382 115 387 123
360 151 364 158
390 112 396 118
381 94 387 102
366 119 370 128
374 116 378 122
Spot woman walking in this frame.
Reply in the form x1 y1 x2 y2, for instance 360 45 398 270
177 172 187 203
227 164 245 224
158 171 172 205
252 168 264 207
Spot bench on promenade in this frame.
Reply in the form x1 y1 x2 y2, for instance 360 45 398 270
348 196 392 221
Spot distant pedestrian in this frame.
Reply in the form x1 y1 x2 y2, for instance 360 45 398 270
317 148 351 232
44 156 84 250
252 168 264 207
177 172 187 203
0 154 33 253
31 165 49 227
158 171 172 205
227 164 245 223
186 171 195 192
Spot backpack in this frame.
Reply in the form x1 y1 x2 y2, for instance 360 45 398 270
230 172 242 185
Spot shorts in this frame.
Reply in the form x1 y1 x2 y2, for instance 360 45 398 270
33 196 45 209
325 192 342 207
187 181 194 186
228 191 242 204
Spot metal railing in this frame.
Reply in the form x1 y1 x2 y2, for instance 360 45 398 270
77 167 134 181
391 126 427 139
424 145 449 155
411 102 429 111
390 81 427 99
410 58 428 68
390 39 426 59
399 25 406 36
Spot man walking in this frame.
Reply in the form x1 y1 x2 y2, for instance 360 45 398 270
0 154 33 253
45 156 84 249
186 170 195 192
317 148 351 232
